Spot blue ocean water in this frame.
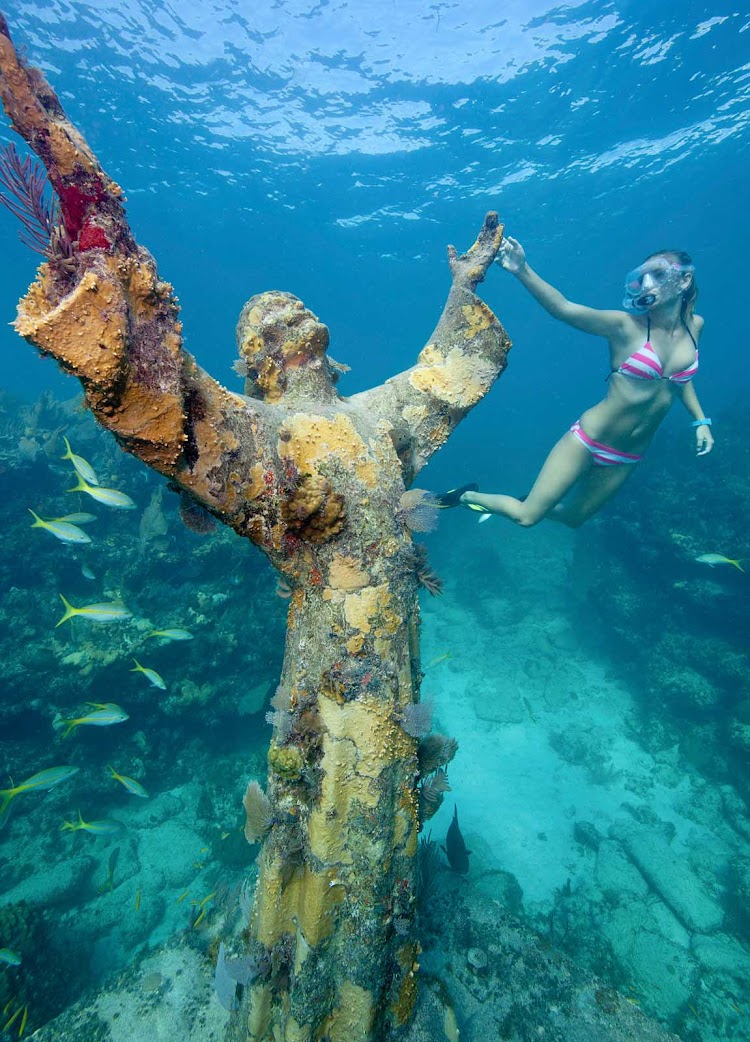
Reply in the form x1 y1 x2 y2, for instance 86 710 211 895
1 3 750 1040
2 2 749 488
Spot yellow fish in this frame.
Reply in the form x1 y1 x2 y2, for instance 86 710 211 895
51 512 97 525
56 595 132 627
28 509 91 544
0 766 79 823
68 474 136 510
107 765 148 798
131 659 166 690
61 436 100 485
695 553 744 572
146 628 193 642
61 811 124 835
425 651 452 668
2 1005 23 1033
59 705 129 738
134 887 142 911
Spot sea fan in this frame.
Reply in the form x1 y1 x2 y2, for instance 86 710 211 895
398 489 440 533
265 708 292 742
400 700 433 739
0 142 58 254
242 780 273 844
214 943 262 1012
271 685 292 711
418 733 459 776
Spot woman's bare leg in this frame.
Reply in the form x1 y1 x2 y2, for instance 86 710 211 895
550 461 638 528
461 432 591 526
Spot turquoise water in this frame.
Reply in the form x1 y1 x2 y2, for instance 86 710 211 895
1 3 750 1040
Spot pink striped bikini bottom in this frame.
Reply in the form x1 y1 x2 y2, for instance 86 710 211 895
569 421 642 467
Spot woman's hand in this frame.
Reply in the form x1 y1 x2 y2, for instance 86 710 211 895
496 235 526 274
696 424 714 456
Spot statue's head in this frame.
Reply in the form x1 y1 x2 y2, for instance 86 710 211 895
235 291 336 403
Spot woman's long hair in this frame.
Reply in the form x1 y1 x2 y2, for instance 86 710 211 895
644 248 698 325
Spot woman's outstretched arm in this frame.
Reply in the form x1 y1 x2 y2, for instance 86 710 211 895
350 212 512 483
499 235 628 339
676 358 714 456
0 16 268 518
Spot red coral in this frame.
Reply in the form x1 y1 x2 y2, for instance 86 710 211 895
78 223 110 251
56 182 96 237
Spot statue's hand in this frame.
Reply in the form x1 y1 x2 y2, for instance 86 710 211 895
447 212 504 290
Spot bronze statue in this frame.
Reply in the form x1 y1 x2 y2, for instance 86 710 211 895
0 15 511 1040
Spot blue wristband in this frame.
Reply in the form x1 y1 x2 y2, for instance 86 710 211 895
691 418 712 428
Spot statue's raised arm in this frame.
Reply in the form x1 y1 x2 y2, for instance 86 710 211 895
0 15 268 531
350 212 511 483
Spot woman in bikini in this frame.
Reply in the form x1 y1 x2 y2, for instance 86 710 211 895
458 236 713 528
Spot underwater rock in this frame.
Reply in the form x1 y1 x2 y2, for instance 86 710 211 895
466 947 487 975
650 662 721 714
472 678 525 725
1 856 94 908
600 906 695 1018
613 823 724 933
594 840 649 900
573 820 602 852
135 820 206 889
692 933 750 982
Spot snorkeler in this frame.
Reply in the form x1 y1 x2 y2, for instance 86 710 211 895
449 236 713 528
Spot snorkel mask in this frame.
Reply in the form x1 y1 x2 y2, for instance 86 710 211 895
623 258 694 313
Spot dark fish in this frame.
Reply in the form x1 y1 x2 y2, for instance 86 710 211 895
444 804 471 873
99 845 120 893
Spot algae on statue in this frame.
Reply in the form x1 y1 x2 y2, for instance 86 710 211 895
0 16 511 1040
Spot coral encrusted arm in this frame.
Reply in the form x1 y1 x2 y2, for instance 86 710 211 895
0 15 266 516
350 212 512 481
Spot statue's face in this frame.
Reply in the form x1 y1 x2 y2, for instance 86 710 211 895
235 292 331 402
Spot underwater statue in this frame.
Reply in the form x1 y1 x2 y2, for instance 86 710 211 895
0 16 511 1041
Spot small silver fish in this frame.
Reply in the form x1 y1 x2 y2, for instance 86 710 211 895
146 628 193 642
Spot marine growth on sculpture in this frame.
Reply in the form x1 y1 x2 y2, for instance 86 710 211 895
0 15 511 1041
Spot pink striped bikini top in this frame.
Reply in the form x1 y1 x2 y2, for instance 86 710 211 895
613 318 698 384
